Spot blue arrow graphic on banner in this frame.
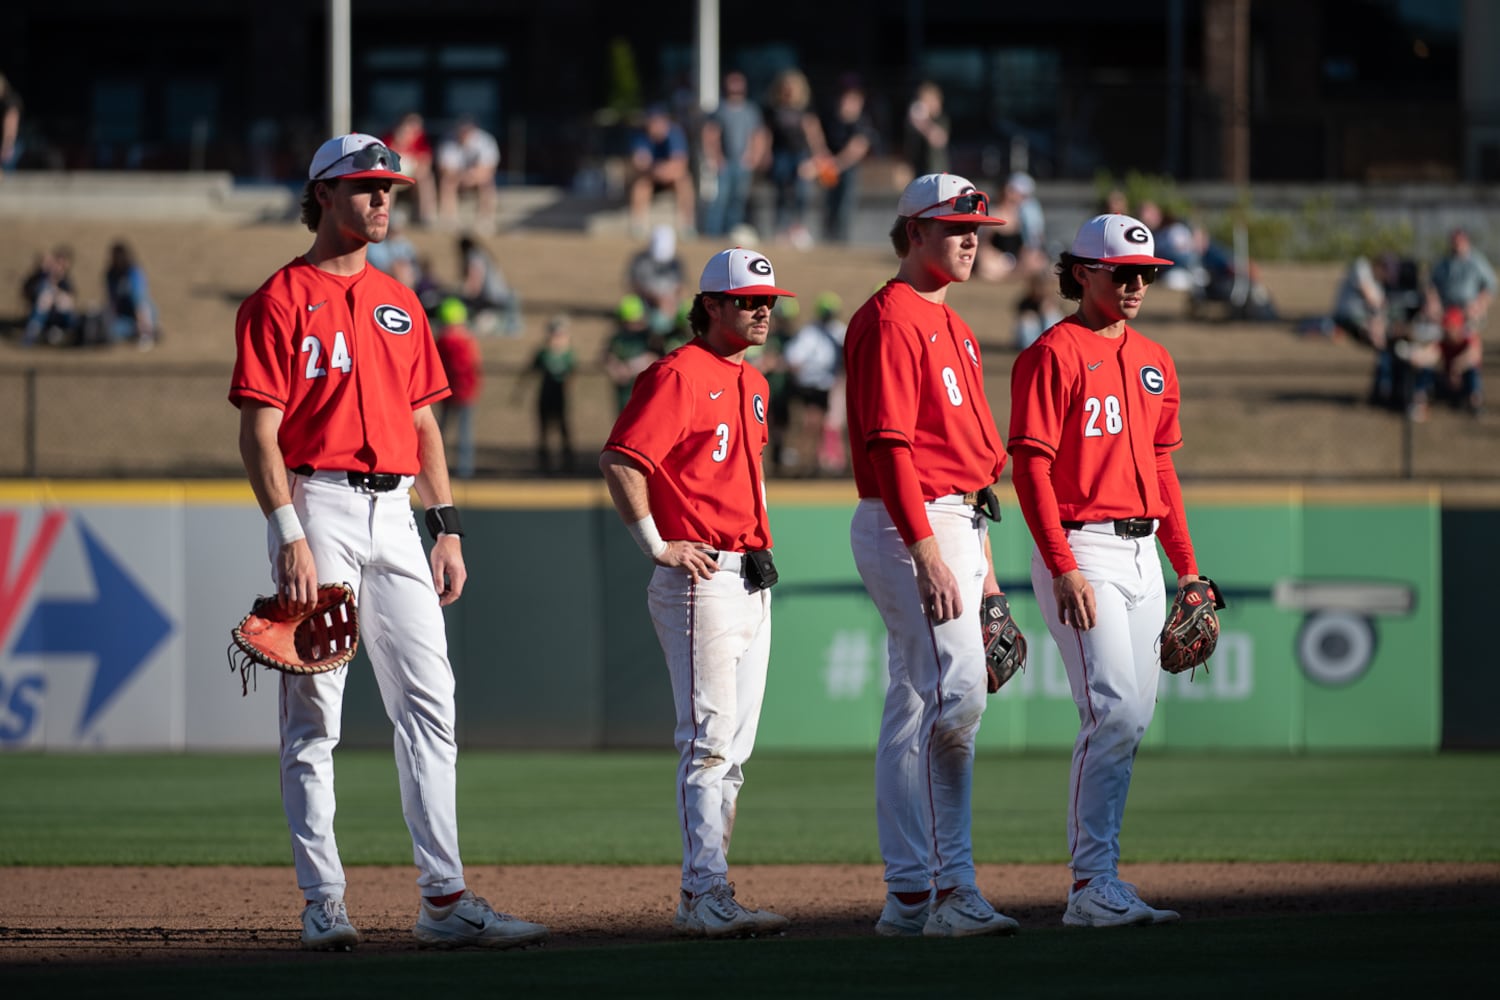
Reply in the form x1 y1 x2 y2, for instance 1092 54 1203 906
11 519 174 734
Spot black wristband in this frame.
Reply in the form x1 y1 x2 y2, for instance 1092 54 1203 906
425 504 464 541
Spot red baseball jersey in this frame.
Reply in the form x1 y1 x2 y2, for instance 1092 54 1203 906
603 340 773 552
229 258 450 474
1007 318 1182 521
844 280 1007 498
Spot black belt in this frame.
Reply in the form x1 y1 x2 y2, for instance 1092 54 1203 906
958 486 1001 522
293 465 403 493
1062 518 1154 538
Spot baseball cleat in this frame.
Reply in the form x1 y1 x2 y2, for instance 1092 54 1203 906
921 886 1020 938
673 883 774 938
1116 880 1180 924
874 892 930 937
1062 875 1157 928
413 890 550 949
301 897 360 951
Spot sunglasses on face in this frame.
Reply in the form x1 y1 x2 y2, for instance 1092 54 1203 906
912 191 990 218
1082 262 1160 286
314 143 404 180
721 294 778 311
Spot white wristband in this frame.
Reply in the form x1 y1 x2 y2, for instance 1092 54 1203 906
627 515 669 560
270 504 305 545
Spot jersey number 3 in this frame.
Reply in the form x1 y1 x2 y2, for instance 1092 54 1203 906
303 332 353 379
1083 394 1124 436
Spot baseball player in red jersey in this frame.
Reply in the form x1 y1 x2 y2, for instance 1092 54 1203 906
1008 213 1203 927
230 133 546 951
844 173 1021 938
600 248 793 939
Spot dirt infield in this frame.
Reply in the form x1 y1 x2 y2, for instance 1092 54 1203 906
3 862 1497 963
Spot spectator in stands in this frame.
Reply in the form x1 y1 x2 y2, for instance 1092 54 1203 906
436 116 500 232
820 75 877 244
455 234 520 336
1151 205 1207 293
627 105 695 238
102 240 159 349
0 72 21 176
366 214 423 291
21 245 79 347
1430 227 1497 328
747 296 798 474
523 314 577 474
765 67 829 249
601 293 660 412
902 81 949 181
626 224 685 336
1406 301 1484 421
783 292 848 476
1014 269 1064 350
700 71 769 238
979 172 1047 282
382 111 436 225
433 297 483 479
1331 253 1394 351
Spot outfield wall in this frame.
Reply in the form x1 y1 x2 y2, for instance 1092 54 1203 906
0 481 1463 751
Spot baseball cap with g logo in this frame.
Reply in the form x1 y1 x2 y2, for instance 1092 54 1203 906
699 248 797 297
896 173 1006 226
1069 213 1173 265
308 133 415 186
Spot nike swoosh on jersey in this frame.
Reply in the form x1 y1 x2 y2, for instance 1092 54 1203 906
709 390 724 399
1088 361 1103 370
929 332 939 342
307 302 327 312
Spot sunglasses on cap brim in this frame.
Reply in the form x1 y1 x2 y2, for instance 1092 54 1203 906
314 143 404 180
1081 262 1160 286
912 192 991 218
718 294 779 311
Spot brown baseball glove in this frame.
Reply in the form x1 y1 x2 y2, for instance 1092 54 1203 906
1159 578 1226 677
981 592 1027 693
228 582 359 694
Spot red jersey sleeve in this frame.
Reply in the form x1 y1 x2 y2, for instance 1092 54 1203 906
229 290 293 410
848 316 922 450
603 362 693 474
408 310 451 410
1007 341 1069 458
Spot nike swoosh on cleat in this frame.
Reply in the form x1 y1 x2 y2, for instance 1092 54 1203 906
453 913 485 929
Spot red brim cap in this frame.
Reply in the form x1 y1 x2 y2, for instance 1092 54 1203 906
723 283 796 296
1098 252 1174 265
925 211 1007 226
338 168 416 186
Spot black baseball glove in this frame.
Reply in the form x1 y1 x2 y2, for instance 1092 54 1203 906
1159 578 1226 677
980 592 1027 693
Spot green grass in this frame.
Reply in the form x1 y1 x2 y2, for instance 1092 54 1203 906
4 910 1495 999
2 750 1498 865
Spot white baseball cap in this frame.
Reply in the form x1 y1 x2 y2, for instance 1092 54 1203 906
308 133 414 186
896 173 1006 225
1069 213 1172 265
699 248 796 297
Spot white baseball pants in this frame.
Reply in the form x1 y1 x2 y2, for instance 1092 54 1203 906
270 470 466 903
647 552 772 896
1030 524 1166 881
851 497 990 893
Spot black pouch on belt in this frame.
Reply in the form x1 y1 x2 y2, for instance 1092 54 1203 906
743 549 779 590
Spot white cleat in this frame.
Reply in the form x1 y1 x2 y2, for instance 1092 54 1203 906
674 883 783 938
1063 875 1157 928
1117 880 1181 924
874 892 931 937
301 897 360 951
922 886 1020 938
413 890 550 949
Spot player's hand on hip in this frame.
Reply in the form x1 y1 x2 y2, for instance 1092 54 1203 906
276 539 319 614
910 536 962 622
1053 570 1096 631
430 536 467 606
659 541 718 583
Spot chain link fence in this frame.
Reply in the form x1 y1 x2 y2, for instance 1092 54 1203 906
0 359 1494 482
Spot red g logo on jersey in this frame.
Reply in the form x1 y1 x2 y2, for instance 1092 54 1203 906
373 305 413 335
1140 365 1165 394
753 394 766 423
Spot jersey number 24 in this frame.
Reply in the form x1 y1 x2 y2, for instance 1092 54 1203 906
303 332 352 379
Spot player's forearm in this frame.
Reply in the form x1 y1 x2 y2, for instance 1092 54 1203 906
1011 447 1077 577
238 405 292 516
411 406 454 508
1153 451 1198 578
868 441 933 546
599 450 652 523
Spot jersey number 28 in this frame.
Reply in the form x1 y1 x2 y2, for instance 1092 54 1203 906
303 332 352 379
1083 395 1124 436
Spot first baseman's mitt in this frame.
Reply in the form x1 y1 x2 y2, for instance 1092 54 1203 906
228 582 359 695
981 592 1027 693
1158 578 1226 678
